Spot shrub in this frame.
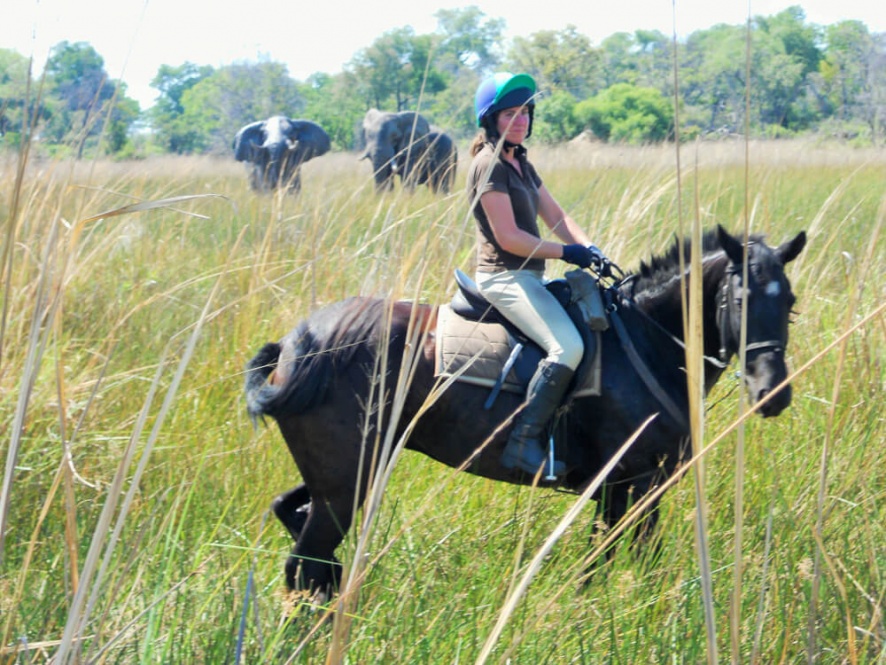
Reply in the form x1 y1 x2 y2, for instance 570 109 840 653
574 83 674 144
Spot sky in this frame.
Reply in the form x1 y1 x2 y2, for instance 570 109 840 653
4 0 885 110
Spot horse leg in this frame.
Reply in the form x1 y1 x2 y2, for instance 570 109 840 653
285 493 353 596
597 479 663 560
271 483 311 542
633 495 665 567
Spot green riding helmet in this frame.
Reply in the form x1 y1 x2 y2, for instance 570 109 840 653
474 72 537 138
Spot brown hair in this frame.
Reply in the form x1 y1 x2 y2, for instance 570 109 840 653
469 131 489 157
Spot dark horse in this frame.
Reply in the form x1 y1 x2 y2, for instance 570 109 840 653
245 225 806 595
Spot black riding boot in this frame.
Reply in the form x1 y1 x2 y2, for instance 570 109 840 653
501 360 573 477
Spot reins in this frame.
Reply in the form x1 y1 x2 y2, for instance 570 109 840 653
609 272 727 370
586 261 691 431
584 255 771 432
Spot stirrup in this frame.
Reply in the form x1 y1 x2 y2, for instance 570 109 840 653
502 436 564 478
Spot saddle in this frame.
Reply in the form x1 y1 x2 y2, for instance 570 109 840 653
436 269 608 407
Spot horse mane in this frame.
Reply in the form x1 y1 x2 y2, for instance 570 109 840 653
630 228 765 294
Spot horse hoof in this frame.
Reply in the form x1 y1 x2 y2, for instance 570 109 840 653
281 588 336 627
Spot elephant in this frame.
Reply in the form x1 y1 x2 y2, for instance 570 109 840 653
233 116 330 193
393 129 458 193
360 109 431 191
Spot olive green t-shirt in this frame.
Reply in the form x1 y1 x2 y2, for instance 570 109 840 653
466 143 545 273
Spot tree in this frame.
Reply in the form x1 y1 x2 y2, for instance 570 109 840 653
506 26 601 99
43 41 139 157
598 32 638 89
0 48 37 144
407 33 449 102
44 42 112 152
105 92 140 153
349 27 447 111
575 83 674 143
178 61 303 154
434 6 504 73
298 71 367 150
633 30 674 94
532 90 581 143
756 6 822 78
752 7 823 130
149 62 213 153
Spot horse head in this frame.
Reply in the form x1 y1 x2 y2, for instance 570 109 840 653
716 225 807 417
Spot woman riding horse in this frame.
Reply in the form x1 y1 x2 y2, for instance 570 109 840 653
468 72 610 478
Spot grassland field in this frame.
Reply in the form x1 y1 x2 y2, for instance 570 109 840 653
0 138 883 663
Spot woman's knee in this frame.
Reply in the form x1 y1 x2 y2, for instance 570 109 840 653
549 333 584 370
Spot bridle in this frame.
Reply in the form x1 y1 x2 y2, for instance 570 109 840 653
716 264 787 363
615 272 728 370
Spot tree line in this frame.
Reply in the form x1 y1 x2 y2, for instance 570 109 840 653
1 4 884 159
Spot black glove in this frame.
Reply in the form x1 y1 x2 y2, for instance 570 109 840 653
585 244 606 263
586 243 613 277
561 244 596 269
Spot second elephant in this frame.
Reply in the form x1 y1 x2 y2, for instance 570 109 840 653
361 109 431 191
233 116 330 193
393 130 458 193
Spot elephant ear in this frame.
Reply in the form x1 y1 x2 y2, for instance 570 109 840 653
282 118 304 147
233 121 266 162
283 119 331 158
283 119 310 142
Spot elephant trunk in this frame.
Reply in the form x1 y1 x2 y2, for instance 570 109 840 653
372 146 395 191
263 142 288 188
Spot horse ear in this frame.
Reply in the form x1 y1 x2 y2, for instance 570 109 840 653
717 224 744 264
776 231 807 265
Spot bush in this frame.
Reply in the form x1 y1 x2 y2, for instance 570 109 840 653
533 90 582 144
574 83 674 144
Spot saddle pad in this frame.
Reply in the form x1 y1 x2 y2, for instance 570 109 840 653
435 304 601 397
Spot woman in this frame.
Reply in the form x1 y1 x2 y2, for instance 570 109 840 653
467 72 608 477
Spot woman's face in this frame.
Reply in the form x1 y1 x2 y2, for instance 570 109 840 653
495 105 531 144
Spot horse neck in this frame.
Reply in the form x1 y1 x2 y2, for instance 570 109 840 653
633 254 730 391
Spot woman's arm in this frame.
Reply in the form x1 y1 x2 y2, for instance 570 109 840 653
537 184 592 246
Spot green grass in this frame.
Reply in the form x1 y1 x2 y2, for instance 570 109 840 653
0 141 883 663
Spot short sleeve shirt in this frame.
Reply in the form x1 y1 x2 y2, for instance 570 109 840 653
466 143 545 273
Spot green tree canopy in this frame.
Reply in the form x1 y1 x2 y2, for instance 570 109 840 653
3 6 886 156
43 41 139 156
575 83 674 143
0 48 36 141
149 62 214 153
349 27 448 111
681 23 749 133
752 6 824 129
506 26 601 99
177 61 303 153
434 6 504 72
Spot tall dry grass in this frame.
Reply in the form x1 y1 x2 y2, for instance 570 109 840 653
0 140 883 663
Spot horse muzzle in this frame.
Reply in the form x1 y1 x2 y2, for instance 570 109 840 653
744 350 792 417
754 382 792 417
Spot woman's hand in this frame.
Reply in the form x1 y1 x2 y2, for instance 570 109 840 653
560 244 597 268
